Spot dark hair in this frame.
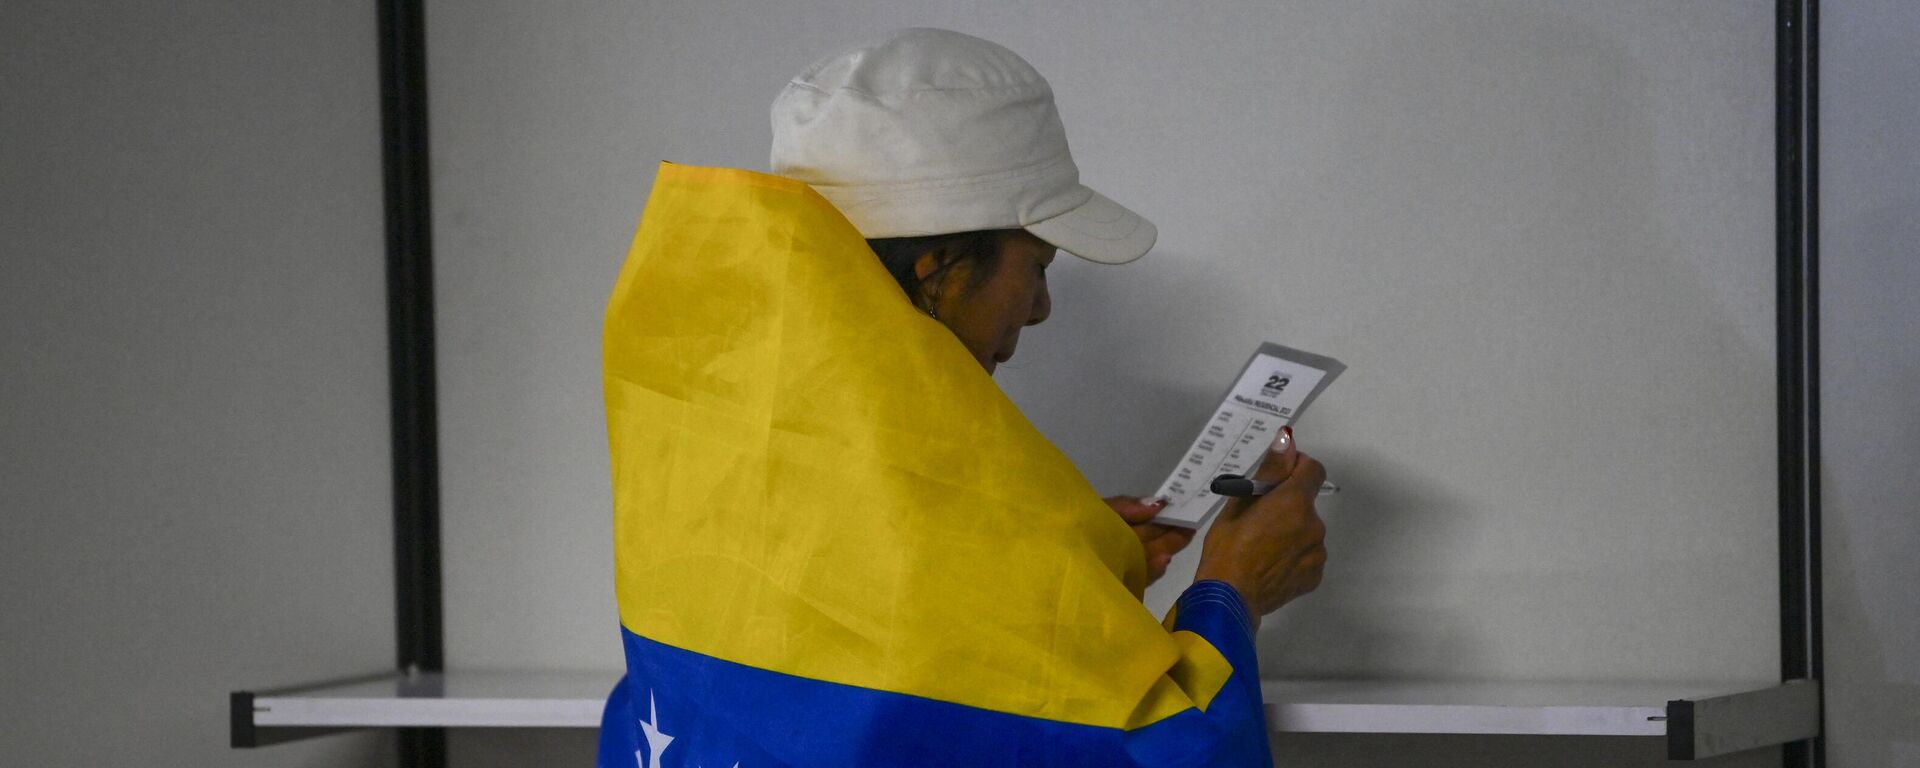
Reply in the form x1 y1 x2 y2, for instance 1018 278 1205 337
866 229 1019 310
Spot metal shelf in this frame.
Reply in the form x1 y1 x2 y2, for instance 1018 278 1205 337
233 671 1817 760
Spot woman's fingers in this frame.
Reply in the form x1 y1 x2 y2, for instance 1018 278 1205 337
1105 495 1167 525
1251 426 1301 484
1105 496 1196 580
1137 523 1196 560
1197 444 1331 614
1282 456 1327 496
1147 551 1174 582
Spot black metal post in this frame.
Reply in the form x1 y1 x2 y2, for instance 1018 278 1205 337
378 0 445 764
1776 0 1824 766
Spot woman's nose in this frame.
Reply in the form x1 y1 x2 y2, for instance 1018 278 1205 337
1027 284 1052 326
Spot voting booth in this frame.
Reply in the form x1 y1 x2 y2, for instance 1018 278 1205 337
235 2 1825 766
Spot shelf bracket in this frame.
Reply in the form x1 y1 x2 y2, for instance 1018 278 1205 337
1667 679 1821 760
230 671 399 749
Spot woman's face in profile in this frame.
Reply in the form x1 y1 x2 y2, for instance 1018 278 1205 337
929 230 1056 374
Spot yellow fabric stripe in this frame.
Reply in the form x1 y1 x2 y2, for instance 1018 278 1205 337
606 163 1232 730
1164 631 1234 713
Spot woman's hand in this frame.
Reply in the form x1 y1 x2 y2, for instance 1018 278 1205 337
1105 496 1197 587
1192 429 1329 626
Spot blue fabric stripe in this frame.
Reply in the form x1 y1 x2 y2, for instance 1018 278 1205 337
599 582 1271 768
1171 580 1270 762
1177 580 1257 641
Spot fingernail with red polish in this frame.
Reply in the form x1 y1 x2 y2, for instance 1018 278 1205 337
1146 496 1170 508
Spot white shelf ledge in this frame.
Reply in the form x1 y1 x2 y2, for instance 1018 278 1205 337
1266 679 1667 736
249 670 609 729
234 671 1817 759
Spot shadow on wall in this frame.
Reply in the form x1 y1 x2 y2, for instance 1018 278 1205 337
1012 0 1778 690
1245 0 1775 686
1258 445 1480 679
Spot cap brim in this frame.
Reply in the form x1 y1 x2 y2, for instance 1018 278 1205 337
1024 187 1156 265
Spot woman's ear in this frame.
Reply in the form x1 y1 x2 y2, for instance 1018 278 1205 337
912 251 943 282
912 250 947 311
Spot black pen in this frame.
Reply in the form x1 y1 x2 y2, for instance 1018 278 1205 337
1209 474 1340 497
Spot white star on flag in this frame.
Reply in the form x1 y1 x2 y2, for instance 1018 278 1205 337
632 688 741 768
636 692 674 768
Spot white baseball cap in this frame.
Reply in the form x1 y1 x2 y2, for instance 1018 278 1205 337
770 28 1156 265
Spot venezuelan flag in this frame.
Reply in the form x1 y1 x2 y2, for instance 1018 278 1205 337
597 163 1271 767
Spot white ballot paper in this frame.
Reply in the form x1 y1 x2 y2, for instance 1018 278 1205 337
1150 342 1346 529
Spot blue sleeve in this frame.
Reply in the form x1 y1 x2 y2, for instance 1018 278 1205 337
1123 580 1272 767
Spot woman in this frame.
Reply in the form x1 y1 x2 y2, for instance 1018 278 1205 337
598 28 1327 768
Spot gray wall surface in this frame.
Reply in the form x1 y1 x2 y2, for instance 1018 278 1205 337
1 2 396 766
6 0 1909 767
1819 1 1920 766
427 1 1795 766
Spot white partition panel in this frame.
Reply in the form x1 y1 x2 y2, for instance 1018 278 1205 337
428 2 1781 765
1817 2 1920 766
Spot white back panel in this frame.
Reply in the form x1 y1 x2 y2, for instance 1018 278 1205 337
429 0 1778 699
